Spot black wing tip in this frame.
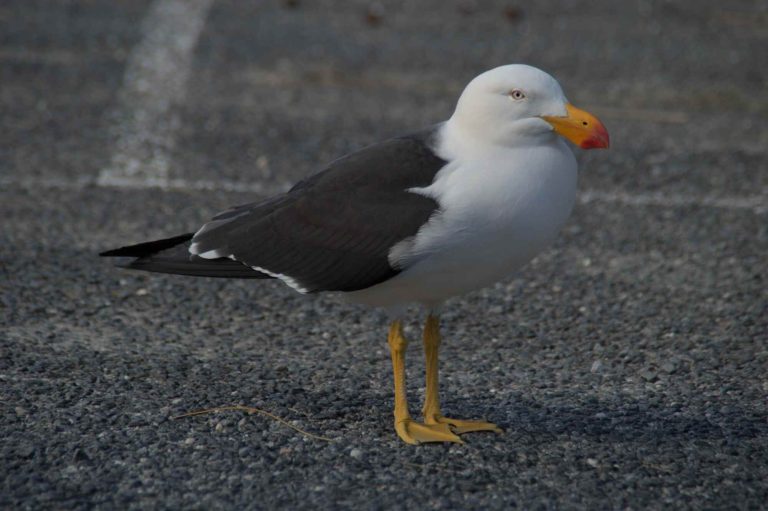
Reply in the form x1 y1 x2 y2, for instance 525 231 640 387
110 256 273 279
100 247 129 257
99 233 194 258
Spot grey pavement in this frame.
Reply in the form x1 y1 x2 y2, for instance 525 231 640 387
1 0 767 509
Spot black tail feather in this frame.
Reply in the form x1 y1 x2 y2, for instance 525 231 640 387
100 233 194 258
100 233 271 280
117 256 270 279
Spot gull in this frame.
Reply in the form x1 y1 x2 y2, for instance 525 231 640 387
102 64 609 444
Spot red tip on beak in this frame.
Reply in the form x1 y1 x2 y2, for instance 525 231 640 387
580 121 610 149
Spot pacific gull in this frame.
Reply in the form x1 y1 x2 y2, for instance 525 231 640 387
102 64 609 444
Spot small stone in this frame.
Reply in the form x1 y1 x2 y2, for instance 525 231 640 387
349 448 363 459
72 448 90 462
590 360 602 373
364 2 384 26
661 360 678 374
503 5 524 22
16 444 35 458
586 458 599 468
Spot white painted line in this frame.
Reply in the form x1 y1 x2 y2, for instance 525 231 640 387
1 175 765 213
97 0 214 188
101 176 291 195
578 190 767 214
0 176 290 196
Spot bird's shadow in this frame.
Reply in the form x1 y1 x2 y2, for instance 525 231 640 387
291 387 767 446
443 393 767 445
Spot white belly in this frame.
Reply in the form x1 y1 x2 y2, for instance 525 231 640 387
347 141 577 308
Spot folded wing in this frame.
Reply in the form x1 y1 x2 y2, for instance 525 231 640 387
189 131 446 293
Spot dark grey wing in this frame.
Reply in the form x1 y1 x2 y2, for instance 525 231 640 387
189 129 447 293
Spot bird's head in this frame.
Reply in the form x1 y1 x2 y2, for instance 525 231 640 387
450 64 609 150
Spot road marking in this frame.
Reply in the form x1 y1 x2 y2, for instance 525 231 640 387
22 0 762 215
2 176 764 214
97 0 214 189
1 176 290 196
578 190 766 213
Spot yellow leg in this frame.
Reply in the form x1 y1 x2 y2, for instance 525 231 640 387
421 314 503 435
387 320 462 445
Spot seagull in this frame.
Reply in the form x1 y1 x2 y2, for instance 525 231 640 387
101 64 609 445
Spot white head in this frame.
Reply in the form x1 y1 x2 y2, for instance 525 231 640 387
447 64 609 150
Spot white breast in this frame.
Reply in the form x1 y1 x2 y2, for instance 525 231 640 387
347 131 577 309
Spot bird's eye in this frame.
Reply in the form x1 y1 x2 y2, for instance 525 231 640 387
508 89 525 100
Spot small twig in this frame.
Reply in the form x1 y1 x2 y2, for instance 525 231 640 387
172 405 333 442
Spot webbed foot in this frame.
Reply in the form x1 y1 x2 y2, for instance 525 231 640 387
395 418 463 444
425 414 503 435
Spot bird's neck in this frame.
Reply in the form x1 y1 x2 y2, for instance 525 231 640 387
437 118 556 161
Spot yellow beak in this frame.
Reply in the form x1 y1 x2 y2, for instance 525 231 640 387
542 103 610 149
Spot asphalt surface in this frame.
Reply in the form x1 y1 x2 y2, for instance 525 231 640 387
2 0 767 509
